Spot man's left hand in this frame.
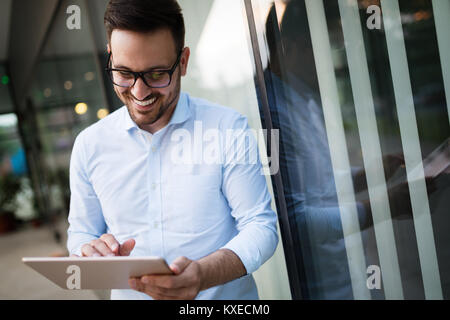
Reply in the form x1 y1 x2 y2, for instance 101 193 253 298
128 256 203 300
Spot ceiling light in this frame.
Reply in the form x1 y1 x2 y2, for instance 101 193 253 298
97 108 109 119
75 103 88 115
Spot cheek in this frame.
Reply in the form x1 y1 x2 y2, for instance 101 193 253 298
151 89 169 99
119 88 131 97
114 87 129 99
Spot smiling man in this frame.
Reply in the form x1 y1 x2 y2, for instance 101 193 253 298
108 28 185 134
66 0 278 300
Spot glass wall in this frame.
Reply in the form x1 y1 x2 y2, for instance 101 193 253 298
27 0 111 220
178 0 291 299
248 0 449 299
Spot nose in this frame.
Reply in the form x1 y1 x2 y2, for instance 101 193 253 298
131 77 152 101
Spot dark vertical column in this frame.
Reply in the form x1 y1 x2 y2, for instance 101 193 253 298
7 0 61 239
8 0 60 108
243 0 305 300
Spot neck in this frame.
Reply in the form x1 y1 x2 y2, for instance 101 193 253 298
141 92 180 134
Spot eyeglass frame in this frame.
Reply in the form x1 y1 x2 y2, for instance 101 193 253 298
105 49 184 89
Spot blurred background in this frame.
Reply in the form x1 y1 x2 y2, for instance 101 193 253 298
0 0 449 300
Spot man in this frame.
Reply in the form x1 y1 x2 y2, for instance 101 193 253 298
67 0 278 300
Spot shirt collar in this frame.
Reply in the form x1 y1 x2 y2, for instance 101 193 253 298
122 92 191 132
123 106 138 131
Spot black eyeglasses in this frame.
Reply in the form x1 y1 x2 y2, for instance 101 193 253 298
105 50 183 89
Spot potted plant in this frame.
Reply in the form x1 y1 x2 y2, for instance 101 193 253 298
13 177 39 226
0 173 21 234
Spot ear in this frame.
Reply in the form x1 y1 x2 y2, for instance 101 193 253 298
107 43 111 54
180 47 190 77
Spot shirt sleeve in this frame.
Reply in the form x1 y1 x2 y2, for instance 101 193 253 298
219 114 279 274
67 131 107 256
293 201 368 243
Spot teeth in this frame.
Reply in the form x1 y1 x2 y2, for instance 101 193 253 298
135 96 157 107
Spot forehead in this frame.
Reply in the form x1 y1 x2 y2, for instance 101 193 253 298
110 28 177 70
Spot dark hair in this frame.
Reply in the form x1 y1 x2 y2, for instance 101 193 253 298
104 0 185 52
279 0 310 45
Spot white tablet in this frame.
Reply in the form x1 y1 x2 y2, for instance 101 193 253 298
419 137 450 178
22 256 173 290
387 137 449 187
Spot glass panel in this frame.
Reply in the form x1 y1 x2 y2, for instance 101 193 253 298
250 0 450 299
337 0 403 299
381 0 441 299
178 0 291 299
27 0 110 218
432 0 450 123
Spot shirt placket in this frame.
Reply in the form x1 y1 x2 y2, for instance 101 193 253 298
144 131 164 257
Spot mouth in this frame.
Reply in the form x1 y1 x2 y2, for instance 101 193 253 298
133 96 158 110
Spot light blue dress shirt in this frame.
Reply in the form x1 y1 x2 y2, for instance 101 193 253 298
67 92 279 300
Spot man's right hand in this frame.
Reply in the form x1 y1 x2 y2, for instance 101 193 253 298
79 235 136 257
360 176 439 229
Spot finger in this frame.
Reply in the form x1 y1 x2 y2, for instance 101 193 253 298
425 177 437 194
169 256 191 275
81 244 101 257
128 277 138 290
144 283 186 299
100 234 120 255
90 239 115 256
70 254 79 257
129 277 146 292
141 274 183 289
119 239 136 256
129 278 162 298
133 278 187 299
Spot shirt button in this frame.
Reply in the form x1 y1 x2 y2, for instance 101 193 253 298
153 221 159 228
151 183 157 190
151 146 157 152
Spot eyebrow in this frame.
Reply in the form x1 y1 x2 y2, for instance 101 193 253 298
113 63 172 72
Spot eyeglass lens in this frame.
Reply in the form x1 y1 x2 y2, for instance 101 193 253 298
110 70 171 88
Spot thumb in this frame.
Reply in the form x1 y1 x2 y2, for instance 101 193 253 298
119 239 136 256
169 256 191 275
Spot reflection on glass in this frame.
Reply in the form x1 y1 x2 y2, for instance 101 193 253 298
255 0 450 300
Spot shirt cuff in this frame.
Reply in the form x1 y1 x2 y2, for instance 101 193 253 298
67 232 98 256
220 224 278 275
